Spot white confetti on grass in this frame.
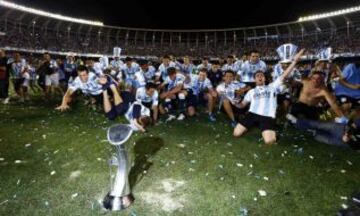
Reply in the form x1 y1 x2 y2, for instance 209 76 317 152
160 179 185 193
346 160 353 166
309 155 314 160
340 196 348 200
341 169 346 174
50 171 56 176
0 200 9 206
25 143 31 148
14 160 22 164
258 190 267 197
236 163 244 167
0 158 4 161
69 170 82 180
71 193 78 199
341 204 348 209
42 134 46 139
177 144 186 148
263 176 269 181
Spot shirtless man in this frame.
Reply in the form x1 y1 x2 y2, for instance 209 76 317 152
290 71 347 123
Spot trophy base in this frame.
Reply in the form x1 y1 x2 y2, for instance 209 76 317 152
102 192 134 211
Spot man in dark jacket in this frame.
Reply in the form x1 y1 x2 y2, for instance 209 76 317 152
0 49 10 104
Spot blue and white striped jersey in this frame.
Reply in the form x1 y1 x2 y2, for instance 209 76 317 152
156 61 177 81
134 66 156 88
238 60 267 82
110 59 124 70
189 74 213 95
136 87 159 106
163 73 185 91
68 72 103 95
221 63 240 72
125 102 151 131
197 63 212 72
216 81 246 104
122 63 140 79
243 78 283 118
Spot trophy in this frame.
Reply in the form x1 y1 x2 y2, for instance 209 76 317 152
102 124 134 211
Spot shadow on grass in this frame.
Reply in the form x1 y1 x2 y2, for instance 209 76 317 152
129 136 164 188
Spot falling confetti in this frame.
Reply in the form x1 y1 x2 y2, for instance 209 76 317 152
258 190 267 196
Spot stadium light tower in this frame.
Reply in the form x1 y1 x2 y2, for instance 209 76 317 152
0 0 104 26
298 5 360 22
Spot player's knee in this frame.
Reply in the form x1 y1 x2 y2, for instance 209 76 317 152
264 137 276 145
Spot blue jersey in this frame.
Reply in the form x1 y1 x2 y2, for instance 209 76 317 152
164 73 185 91
189 74 213 95
122 63 140 79
334 63 360 99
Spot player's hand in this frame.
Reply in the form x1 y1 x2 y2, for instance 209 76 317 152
294 49 305 62
55 104 70 112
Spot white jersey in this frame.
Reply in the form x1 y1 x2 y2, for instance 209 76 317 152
272 63 301 94
156 61 176 80
179 63 195 75
189 74 213 95
163 73 185 91
243 78 282 118
122 63 140 79
216 81 246 104
68 72 103 95
238 60 267 82
221 63 240 72
11 61 26 78
197 63 212 72
110 59 124 70
125 102 150 131
136 87 159 106
134 66 156 88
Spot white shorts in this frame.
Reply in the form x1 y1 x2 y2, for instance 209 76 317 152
45 73 59 87
22 72 30 87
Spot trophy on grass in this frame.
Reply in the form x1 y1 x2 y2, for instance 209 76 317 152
102 124 134 211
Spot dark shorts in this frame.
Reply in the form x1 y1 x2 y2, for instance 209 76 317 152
186 91 207 108
220 100 248 117
238 112 276 132
13 78 25 91
277 93 292 104
105 91 135 120
290 102 322 120
336 95 360 108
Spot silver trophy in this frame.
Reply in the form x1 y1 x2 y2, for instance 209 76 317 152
103 124 134 211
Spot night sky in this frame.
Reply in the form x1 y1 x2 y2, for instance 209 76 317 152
11 0 360 29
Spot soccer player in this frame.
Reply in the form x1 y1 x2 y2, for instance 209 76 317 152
216 70 249 127
10 53 27 102
333 63 360 116
136 82 159 122
55 65 103 111
222 55 240 72
290 70 347 122
286 114 360 150
197 57 212 72
159 67 186 121
233 49 305 145
272 44 302 115
121 57 140 91
238 50 267 87
186 68 217 121
134 60 156 88
178 56 195 76
156 55 176 83
207 60 223 87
